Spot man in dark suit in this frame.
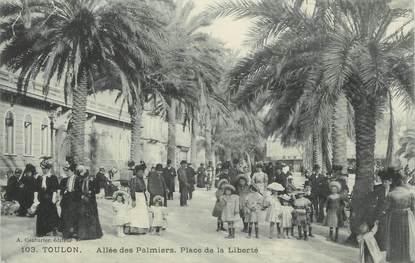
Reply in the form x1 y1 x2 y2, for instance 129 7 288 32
163 159 176 200
186 163 196 200
177 160 189 207
148 164 168 207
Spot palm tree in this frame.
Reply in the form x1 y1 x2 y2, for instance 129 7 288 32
397 129 415 162
210 0 414 236
153 0 226 167
0 0 163 164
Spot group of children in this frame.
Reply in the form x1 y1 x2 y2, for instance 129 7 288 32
212 175 314 240
112 183 167 237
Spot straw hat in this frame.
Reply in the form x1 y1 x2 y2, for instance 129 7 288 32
217 179 229 188
329 181 342 192
223 184 236 192
267 182 284 191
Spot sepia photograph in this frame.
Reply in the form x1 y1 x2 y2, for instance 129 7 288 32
0 0 414 262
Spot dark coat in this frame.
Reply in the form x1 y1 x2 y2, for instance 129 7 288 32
186 167 196 185
77 177 102 240
59 176 81 238
177 167 189 194
36 175 59 237
129 176 146 201
162 167 176 192
5 176 19 201
147 172 167 196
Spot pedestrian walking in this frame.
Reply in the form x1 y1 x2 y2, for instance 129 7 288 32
235 175 250 232
149 195 168 236
112 190 131 237
163 160 176 200
251 163 268 194
34 158 59 237
197 163 206 188
264 183 284 239
177 161 189 207
187 163 196 200
59 160 81 239
385 168 415 263
77 165 103 240
127 164 150 234
148 164 168 207
280 194 294 239
220 184 239 239
293 191 312 240
212 179 228 232
324 181 344 242
245 184 264 238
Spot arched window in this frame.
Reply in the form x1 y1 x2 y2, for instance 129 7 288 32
41 118 49 156
24 115 33 155
4 111 15 154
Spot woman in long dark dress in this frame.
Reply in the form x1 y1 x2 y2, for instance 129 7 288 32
17 165 36 216
35 159 59 237
385 169 415 263
59 161 81 239
76 165 103 240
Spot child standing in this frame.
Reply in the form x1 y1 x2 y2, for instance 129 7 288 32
212 179 228 231
235 175 250 232
112 191 131 237
264 183 284 239
245 184 264 238
149 195 168 236
357 221 383 263
293 191 312 240
325 181 344 242
220 184 240 239
280 194 294 239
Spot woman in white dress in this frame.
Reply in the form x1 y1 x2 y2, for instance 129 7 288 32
126 164 150 234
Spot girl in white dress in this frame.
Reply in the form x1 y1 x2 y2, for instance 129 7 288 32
149 195 168 236
112 191 131 237
264 184 284 239
280 194 294 239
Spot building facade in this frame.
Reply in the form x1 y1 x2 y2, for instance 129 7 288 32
0 70 205 176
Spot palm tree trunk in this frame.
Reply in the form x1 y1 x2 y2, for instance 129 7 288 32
385 91 395 168
205 113 213 164
350 99 377 237
332 93 348 173
225 148 232 163
312 130 322 168
70 82 88 165
322 126 332 172
190 118 199 165
167 99 177 167
129 103 143 162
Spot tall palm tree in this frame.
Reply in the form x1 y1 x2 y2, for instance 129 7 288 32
0 0 163 164
210 0 414 236
153 0 226 167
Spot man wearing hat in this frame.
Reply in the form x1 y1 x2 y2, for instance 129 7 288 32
95 167 108 199
177 160 189 207
186 163 196 200
162 159 176 200
148 164 168 207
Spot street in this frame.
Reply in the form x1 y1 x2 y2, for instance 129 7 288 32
1 181 359 263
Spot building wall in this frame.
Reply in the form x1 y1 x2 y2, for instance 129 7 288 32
0 70 204 176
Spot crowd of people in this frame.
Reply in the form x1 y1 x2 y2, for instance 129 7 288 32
2 157 216 239
211 160 415 263
2 157 415 263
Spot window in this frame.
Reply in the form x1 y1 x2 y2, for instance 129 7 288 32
4 111 14 154
41 118 49 156
24 115 33 155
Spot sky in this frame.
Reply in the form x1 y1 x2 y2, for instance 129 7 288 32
191 0 414 54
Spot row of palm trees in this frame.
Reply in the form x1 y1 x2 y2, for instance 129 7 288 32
0 0 250 167
208 0 414 237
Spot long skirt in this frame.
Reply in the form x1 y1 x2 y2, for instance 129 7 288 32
386 209 415 262
36 200 59 237
18 190 34 216
325 209 339 227
77 198 103 240
60 194 79 238
126 192 150 234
